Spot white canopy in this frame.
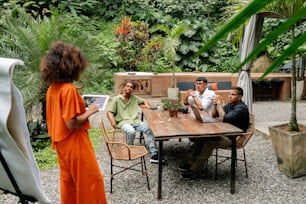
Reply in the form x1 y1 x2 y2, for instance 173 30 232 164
238 14 264 112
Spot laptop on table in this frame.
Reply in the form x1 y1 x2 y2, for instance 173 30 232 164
190 104 217 123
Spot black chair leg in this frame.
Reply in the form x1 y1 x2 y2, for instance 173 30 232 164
243 148 248 178
139 132 143 143
215 148 218 180
140 156 144 173
110 159 113 193
140 112 144 144
142 156 150 190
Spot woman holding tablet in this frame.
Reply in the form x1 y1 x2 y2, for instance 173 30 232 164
40 41 107 204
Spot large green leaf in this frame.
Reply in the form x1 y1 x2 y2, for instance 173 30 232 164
237 6 306 72
261 31 306 80
193 0 270 58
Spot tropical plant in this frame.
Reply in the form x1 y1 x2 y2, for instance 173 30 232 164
0 7 67 116
0 8 62 147
151 22 189 87
0 6 113 149
194 0 306 132
114 16 161 72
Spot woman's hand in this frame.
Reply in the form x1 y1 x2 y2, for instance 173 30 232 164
88 103 99 115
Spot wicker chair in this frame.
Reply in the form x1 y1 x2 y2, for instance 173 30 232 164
214 113 255 179
99 118 150 193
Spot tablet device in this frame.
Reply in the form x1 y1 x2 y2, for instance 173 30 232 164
82 94 109 111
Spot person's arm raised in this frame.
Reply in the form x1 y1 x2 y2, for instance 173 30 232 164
65 104 99 129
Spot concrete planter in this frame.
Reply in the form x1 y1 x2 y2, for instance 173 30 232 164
167 87 179 100
269 124 306 178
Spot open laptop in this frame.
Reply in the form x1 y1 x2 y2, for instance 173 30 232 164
82 94 109 111
190 104 217 123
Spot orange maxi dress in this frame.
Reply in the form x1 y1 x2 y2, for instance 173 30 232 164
46 82 107 204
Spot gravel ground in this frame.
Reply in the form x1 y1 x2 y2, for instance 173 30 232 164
1 100 306 204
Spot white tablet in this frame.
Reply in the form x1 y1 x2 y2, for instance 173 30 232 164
82 94 109 111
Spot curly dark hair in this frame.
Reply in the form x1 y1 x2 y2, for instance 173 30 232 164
40 41 87 83
121 79 138 89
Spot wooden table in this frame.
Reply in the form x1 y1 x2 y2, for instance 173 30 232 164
142 108 244 199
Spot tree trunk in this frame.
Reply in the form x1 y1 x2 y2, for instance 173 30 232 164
289 25 299 131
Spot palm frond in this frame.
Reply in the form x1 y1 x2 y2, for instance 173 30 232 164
193 0 270 58
260 31 306 80
236 6 306 72
163 37 179 62
151 25 170 36
171 24 188 38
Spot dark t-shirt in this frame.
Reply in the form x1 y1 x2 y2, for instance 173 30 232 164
223 101 249 132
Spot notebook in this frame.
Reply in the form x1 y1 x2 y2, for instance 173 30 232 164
190 104 217 123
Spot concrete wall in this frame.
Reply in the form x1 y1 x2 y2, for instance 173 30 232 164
114 72 295 100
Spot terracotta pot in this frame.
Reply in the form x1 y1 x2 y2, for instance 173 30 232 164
169 109 178 117
269 123 306 178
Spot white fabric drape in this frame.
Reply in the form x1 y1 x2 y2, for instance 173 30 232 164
238 15 258 112
0 57 50 203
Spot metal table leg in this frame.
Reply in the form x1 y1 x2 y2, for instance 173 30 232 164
230 137 237 194
158 141 163 199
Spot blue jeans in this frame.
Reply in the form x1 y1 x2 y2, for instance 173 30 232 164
121 122 158 157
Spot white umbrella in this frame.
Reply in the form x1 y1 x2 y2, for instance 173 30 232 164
238 15 262 112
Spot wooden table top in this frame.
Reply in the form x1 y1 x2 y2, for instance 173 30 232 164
142 108 243 141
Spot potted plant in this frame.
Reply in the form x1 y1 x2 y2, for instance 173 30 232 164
260 0 306 178
151 22 189 99
194 0 306 177
161 98 184 117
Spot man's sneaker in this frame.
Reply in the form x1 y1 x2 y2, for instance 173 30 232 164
150 154 165 164
178 164 191 172
181 169 196 179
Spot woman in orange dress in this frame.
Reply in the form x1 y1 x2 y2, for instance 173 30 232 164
40 41 107 204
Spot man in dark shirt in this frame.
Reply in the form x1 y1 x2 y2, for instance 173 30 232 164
179 86 249 178
212 86 249 132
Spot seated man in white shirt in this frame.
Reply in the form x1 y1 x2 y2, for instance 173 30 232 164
183 76 215 116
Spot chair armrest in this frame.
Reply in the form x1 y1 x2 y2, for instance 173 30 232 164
107 141 132 159
107 129 127 143
107 129 124 134
236 130 254 148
